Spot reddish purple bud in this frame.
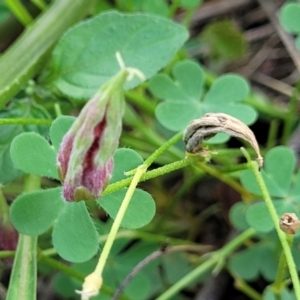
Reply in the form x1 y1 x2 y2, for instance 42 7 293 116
57 70 128 201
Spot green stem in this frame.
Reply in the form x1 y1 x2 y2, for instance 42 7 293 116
266 119 279 150
30 0 47 10
39 255 129 299
95 164 148 276
273 235 293 293
273 252 288 292
0 118 52 126
125 90 156 114
157 228 256 300
241 148 300 300
195 161 252 200
0 0 94 109
282 80 300 144
4 0 33 26
104 158 193 195
6 174 40 300
234 278 262 300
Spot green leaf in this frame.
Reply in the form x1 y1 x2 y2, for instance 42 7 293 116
201 19 247 60
10 132 58 179
289 171 300 205
50 115 75 152
259 245 278 281
52 201 99 263
279 3 300 34
204 75 249 103
110 148 144 183
98 188 156 229
229 202 249 231
150 60 257 133
228 246 261 280
10 187 64 236
241 146 296 198
246 200 299 233
263 286 295 300
0 100 51 184
162 252 194 284
49 11 188 99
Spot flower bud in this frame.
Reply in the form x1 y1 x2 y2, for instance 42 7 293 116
57 70 128 201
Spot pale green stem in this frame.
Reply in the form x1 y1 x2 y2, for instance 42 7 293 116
95 164 148 276
6 174 40 300
234 278 262 300
0 118 52 126
53 103 62 117
30 0 47 10
273 235 293 293
195 161 253 200
157 228 256 300
4 0 33 25
241 148 300 300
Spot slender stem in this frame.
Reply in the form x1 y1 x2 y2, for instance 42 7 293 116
282 80 300 144
273 252 287 292
30 0 47 10
4 0 33 25
241 148 300 300
95 164 148 276
104 158 193 195
0 118 52 126
195 161 253 200
234 278 262 300
266 119 279 150
157 228 256 300
6 174 40 300
0 0 93 109
0 188 9 223
125 90 156 114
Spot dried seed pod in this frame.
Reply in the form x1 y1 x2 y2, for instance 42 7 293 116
183 113 263 168
279 213 300 234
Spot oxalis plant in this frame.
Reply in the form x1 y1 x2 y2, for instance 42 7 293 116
1 1 300 300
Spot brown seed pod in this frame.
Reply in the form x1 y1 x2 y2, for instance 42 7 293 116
183 113 263 168
279 213 300 234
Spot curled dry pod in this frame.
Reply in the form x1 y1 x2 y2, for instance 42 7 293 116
183 113 263 168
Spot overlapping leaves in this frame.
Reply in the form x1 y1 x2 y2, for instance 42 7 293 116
280 2 300 50
10 116 156 262
241 146 300 233
48 11 188 99
148 60 257 143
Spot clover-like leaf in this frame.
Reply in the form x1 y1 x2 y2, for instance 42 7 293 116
49 11 188 99
228 246 261 280
52 201 99 263
110 148 144 183
0 100 51 184
98 188 155 229
10 132 58 179
229 243 278 282
241 146 296 198
241 146 300 232
10 187 64 236
246 201 299 233
229 202 249 231
149 60 257 144
280 3 300 34
50 115 75 152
